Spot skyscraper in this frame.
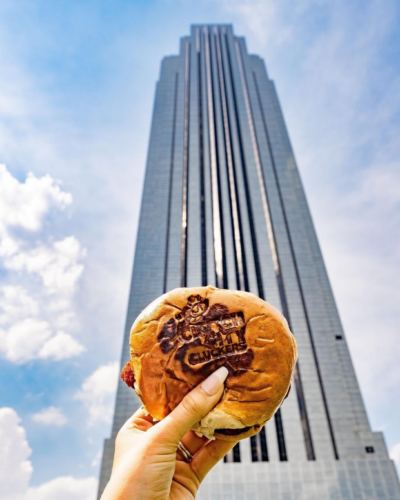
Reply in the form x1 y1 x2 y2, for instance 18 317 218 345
98 25 400 499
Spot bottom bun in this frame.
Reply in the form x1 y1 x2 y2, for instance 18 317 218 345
213 424 263 442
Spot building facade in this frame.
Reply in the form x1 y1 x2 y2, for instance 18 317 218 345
98 25 400 500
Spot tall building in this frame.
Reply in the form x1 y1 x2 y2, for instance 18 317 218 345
98 25 400 499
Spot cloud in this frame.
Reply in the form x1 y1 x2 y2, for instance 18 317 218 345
0 164 71 233
32 407 67 427
26 476 97 500
0 318 52 363
38 330 85 360
0 286 38 325
5 236 86 295
75 363 119 426
0 316 85 364
0 164 85 297
0 164 72 259
0 408 32 499
0 407 97 500
0 166 86 365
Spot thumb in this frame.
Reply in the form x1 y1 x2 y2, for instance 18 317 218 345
151 366 228 446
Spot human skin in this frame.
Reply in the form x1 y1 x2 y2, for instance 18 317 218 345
101 367 238 500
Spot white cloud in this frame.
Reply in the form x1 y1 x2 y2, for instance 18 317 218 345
38 330 86 361
0 286 38 325
32 407 67 427
0 408 32 499
0 318 85 364
5 236 86 295
26 476 97 500
0 166 86 365
0 164 73 267
0 407 97 500
0 234 20 259
75 363 119 426
0 165 85 296
0 318 52 364
0 164 71 235
46 299 79 331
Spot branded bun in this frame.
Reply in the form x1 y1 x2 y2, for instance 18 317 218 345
121 286 297 441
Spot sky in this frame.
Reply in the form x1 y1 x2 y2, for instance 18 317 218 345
0 0 399 498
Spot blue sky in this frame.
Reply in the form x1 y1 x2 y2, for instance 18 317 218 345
0 0 399 498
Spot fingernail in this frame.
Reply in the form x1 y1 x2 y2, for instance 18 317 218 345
201 366 229 396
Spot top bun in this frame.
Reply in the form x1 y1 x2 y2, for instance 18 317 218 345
122 286 297 441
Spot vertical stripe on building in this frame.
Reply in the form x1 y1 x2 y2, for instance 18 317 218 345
214 27 247 292
181 41 191 287
204 27 225 288
163 73 179 293
197 29 208 286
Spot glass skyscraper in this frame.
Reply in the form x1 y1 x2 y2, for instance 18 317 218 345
98 25 400 499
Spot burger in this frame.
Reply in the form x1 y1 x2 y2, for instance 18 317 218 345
121 286 297 441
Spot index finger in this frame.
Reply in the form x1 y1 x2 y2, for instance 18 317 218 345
121 407 156 433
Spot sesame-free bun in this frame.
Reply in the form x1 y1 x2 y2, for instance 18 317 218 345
122 286 297 441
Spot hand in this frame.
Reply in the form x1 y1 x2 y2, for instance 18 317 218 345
101 366 237 500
